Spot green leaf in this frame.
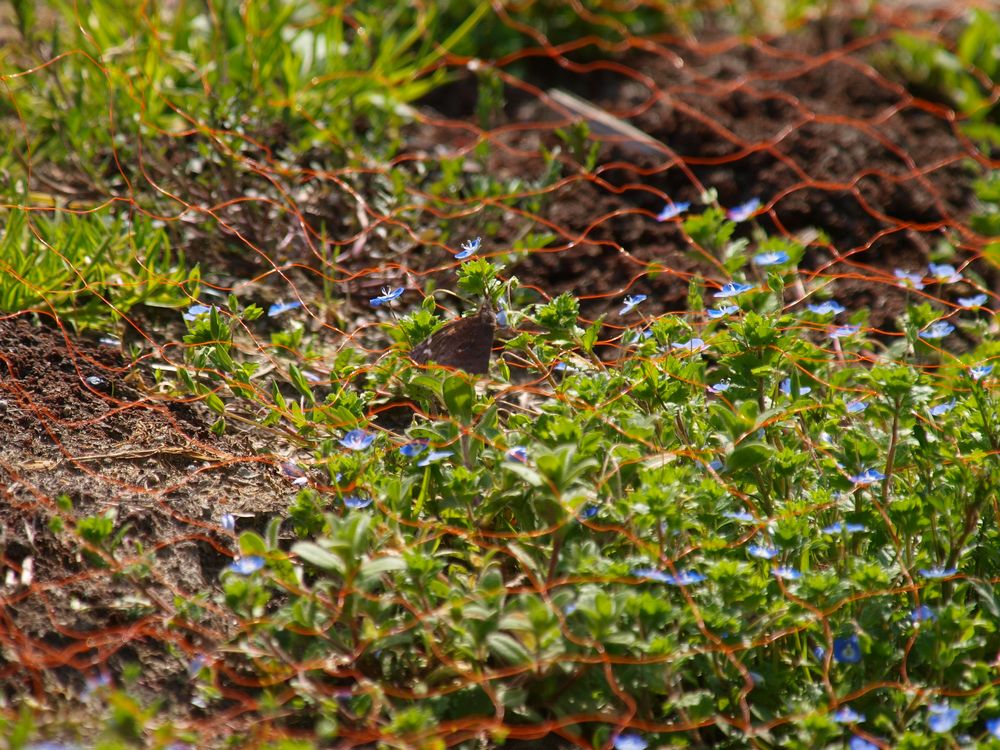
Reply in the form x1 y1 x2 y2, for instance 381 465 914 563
486 633 532 665
726 442 775 472
442 375 474 424
292 542 344 574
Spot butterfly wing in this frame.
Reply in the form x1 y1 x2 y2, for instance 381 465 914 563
410 306 496 374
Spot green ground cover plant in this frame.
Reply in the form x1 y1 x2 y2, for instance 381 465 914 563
2 2 1000 749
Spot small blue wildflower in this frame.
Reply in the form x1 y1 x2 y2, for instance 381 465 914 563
613 733 648 750
656 201 690 221
225 556 265 576
632 567 673 583
833 634 862 664
280 461 308 487
911 605 937 624
456 237 481 260
339 428 374 451
928 263 961 283
918 321 955 340
188 653 207 677
919 566 957 579
894 269 925 290
780 378 812 396
399 440 428 457
970 364 993 381
343 495 373 510
578 505 599 520
748 544 779 560
506 446 529 463
671 338 707 353
846 400 868 414
267 300 302 318
221 513 236 533
927 702 959 733
26 742 84 750
183 304 212 321
496 307 509 327
723 510 754 522
618 294 647 316
834 706 866 724
417 450 452 467
986 717 1000 738
709 380 732 394
829 324 860 339
714 282 754 298
849 736 879 750
957 293 988 309
708 459 723 471
727 198 761 222
813 646 826 660
822 521 867 534
665 570 706 586
807 300 846 315
753 250 789 267
851 468 885 485
369 287 405 307
929 399 956 417
708 305 739 319
773 566 802 580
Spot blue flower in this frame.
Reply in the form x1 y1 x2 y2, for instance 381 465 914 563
986 717 1000 738
911 605 937 623
919 566 957 579
280 461 308 487
225 556 265 576
833 706 866 723
370 287 405 307
846 400 867 414
339 428 374 451
656 201 690 221
970 364 993 381
927 702 959 733
829 324 860 339
343 495 373 510
849 736 879 750
221 513 236 533
456 236 481 260
928 263 961 283
780 378 812 396
833 634 862 664
918 321 954 340
613 733 648 750
727 198 761 222
929 399 956 416
417 450 452 467
714 282 754 298
183 303 212 321
850 468 885 485
672 338 707 353
709 380 732 394
665 570 706 586
957 293 987 309
822 521 867 534
267 300 302 318
748 544 779 560
894 269 925 289
773 566 802 580
753 250 789 266
708 459 723 471
578 505 599 520
807 300 846 315
708 305 739 319
506 446 529 463
723 510 754 522
632 567 673 583
399 440 428 457
619 294 647 316
496 307 509 327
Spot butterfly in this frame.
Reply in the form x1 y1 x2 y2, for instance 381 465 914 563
409 302 497 375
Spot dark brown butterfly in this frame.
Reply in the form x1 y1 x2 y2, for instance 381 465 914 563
409 302 497 375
